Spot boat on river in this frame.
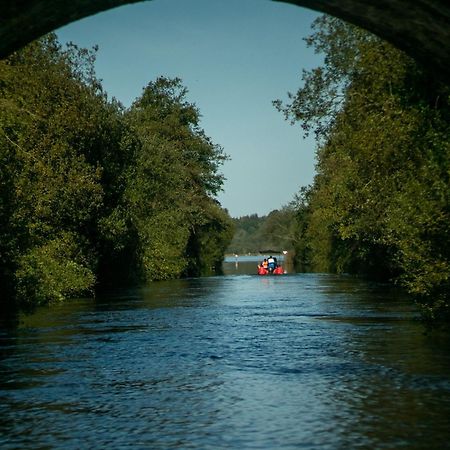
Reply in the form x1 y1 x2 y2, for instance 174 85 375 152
257 255 284 275
257 265 284 275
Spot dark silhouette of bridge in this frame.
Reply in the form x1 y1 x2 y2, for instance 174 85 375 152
1 1 450 80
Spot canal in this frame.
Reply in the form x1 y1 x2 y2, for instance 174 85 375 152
1 259 449 449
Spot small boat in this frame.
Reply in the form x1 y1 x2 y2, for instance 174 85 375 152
257 265 284 275
257 255 284 275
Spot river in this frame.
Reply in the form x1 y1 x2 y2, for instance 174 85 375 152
1 258 450 449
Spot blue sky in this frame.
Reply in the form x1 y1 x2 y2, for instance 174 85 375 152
56 0 322 218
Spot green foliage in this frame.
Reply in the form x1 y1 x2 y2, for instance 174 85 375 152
15 232 95 307
0 34 108 308
227 214 265 254
0 36 233 310
227 208 296 255
123 76 233 281
136 209 191 281
185 201 235 276
277 16 450 324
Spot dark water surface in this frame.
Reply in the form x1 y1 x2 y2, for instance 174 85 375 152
1 269 450 449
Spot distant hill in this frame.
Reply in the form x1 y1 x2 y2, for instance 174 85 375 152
226 208 295 255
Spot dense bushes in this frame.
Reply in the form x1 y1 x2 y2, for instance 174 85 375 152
277 16 450 324
0 35 233 310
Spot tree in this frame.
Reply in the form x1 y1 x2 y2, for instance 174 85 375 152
276 16 450 324
0 38 234 310
123 76 232 281
226 209 296 255
0 35 111 307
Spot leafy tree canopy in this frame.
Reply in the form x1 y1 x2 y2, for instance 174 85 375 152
276 16 450 325
0 35 233 311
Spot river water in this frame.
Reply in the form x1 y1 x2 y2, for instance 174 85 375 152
1 259 450 449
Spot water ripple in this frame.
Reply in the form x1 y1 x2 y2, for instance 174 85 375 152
0 274 449 449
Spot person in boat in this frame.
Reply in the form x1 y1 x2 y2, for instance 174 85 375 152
257 258 267 274
257 258 269 275
267 256 276 272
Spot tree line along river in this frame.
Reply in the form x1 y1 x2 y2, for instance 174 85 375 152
0 258 449 449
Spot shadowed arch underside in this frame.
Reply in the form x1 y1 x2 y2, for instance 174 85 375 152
1 0 450 80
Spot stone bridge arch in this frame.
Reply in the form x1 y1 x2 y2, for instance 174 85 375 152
1 1 450 80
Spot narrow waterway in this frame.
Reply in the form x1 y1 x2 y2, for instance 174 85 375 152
1 261 449 449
